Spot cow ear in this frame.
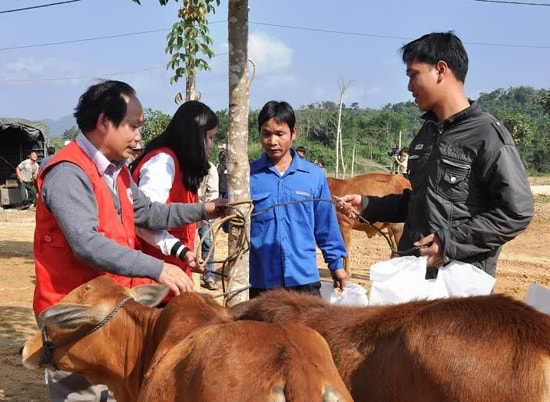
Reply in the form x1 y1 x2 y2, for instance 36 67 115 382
39 303 107 332
130 284 169 307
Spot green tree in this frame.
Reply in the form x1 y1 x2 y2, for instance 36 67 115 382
501 112 537 147
62 126 80 141
132 0 220 103
140 109 171 145
479 87 550 173
536 89 550 115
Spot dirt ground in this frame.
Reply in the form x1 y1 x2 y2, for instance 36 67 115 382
1 199 549 401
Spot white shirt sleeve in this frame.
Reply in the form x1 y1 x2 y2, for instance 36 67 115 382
135 227 179 256
135 152 180 256
138 152 176 203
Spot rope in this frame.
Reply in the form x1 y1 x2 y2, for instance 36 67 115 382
40 296 134 368
350 210 427 256
196 201 253 305
196 197 423 305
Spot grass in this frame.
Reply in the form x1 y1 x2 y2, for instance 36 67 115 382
529 176 550 185
534 194 550 203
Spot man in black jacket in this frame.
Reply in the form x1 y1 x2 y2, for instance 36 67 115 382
339 32 533 278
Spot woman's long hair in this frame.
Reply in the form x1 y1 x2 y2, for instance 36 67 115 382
130 101 218 193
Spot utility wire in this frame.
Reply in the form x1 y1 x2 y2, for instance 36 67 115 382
1 19 549 53
250 21 550 49
1 65 166 83
251 21 411 41
0 20 225 52
475 0 550 6
0 28 170 51
0 52 228 83
0 0 82 14
0 18 548 84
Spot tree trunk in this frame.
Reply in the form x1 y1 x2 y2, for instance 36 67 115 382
184 1 197 102
225 0 250 307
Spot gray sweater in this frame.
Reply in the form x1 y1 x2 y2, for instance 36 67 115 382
41 162 206 280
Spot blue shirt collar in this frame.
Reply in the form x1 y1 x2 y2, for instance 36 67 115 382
255 149 311 175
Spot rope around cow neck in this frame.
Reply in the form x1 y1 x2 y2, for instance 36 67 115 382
40 295 134 369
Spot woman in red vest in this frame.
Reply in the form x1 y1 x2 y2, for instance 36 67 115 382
130 101 219 286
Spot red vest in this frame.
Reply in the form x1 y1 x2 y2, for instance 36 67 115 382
131 147 198 278
33 141 154 314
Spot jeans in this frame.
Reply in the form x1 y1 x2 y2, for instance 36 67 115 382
198 222 215 282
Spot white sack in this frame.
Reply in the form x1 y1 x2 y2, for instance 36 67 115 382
369 256 495 306
320 281 368 307
525 283 550 315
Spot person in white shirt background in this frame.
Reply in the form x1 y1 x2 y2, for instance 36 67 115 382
198 160 219 290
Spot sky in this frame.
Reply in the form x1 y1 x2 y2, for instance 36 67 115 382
1 0 549 122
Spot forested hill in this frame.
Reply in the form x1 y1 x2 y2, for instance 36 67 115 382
54 86 549 174
220 86 548 174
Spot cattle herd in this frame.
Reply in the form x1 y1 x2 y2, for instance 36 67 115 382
22 275 550 401
19 173 549 401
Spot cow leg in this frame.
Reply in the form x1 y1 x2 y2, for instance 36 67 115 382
387 223 405 258
340 226 353 277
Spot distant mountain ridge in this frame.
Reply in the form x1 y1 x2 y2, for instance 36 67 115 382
41 114 77 138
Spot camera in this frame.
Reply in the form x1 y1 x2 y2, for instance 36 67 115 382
387 147 399 157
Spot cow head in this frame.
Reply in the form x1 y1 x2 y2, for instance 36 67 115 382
21 276 169 370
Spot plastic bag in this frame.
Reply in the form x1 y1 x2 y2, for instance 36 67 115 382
369 256 495 306
525 283 550 315
320 281 368 306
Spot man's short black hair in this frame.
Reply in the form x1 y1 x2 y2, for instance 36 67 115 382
296 146 306 153
258 100 296 133
74 80 137 134
400 31 468 83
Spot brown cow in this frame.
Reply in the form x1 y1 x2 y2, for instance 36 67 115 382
327 173 411 276
232 289 550 402
22 276 352 402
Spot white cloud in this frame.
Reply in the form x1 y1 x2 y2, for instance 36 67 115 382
248 32 292 73
2 56 81 82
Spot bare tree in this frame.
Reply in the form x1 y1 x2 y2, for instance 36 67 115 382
335 79 351 178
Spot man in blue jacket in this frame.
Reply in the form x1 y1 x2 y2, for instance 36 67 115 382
249 100 348 298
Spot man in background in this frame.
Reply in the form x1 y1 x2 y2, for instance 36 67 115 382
198 160 219 290
393 147 409 176
217 146 228 198
39 146 56 171
296 145 306 159
16 151 38 209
